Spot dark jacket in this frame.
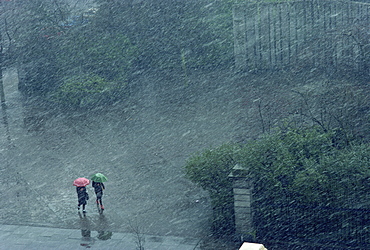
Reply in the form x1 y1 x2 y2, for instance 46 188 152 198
77 187 89 204
92 181 105 194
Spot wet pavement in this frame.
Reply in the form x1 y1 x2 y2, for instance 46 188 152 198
0 223 200 249
0 68 244 249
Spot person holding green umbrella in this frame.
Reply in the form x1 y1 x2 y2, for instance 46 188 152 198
91 173 107 210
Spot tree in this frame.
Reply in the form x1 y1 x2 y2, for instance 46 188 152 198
9 0 137 107
9 0 71 94
6 0 237 103
92 0 235 70
0 0 17 102
0 29 4 103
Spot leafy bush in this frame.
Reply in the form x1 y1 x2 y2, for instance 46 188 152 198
51 74 124 108
184 143 240 236
293 143 370 205
237 127 370 245
185 126 370 245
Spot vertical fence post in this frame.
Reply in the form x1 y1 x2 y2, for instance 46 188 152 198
233 5 247 71
0 31 5 103
229 164 254 242
0 67 5 103
232 1 370 75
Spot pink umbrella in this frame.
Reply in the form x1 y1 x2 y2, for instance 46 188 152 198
73 177 90 187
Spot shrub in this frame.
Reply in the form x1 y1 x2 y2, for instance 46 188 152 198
184 143 241 236
51 74 124 108
237 127 370 245
185 126 370 246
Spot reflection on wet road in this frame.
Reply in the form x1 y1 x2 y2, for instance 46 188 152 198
78 212 113 248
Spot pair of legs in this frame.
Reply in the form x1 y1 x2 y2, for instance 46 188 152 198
96 192 104 209
78 202 87 212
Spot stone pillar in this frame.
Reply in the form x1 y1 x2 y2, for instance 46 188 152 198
229 164 254 241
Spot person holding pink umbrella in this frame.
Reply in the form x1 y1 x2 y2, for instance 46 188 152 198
73 178 90 213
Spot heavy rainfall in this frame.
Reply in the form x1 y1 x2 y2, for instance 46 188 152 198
1 0 370 249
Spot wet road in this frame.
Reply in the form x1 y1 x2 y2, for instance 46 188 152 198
0 68 242 240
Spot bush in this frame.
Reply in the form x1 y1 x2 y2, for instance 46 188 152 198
185 126 370 246
293 143 370 205
237 127 370 245
51 74 124 108
184 143 240 236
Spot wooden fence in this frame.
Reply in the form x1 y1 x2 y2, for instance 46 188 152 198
233 0 370 74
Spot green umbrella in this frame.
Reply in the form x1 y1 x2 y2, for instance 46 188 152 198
91 173 107 183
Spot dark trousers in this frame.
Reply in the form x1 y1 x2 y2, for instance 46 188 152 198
96 191 103 205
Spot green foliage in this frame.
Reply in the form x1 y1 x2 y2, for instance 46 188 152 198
92 0 235 70
185 126 370 243
13 1 138 106
293 143 370 205
58 32 137 82
237 127 370 244
13 0 70 94
52 74 123 108
186 143 240 192
185 143 240 235
237 127 335 194
14 0 237 100
194 1 234 68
